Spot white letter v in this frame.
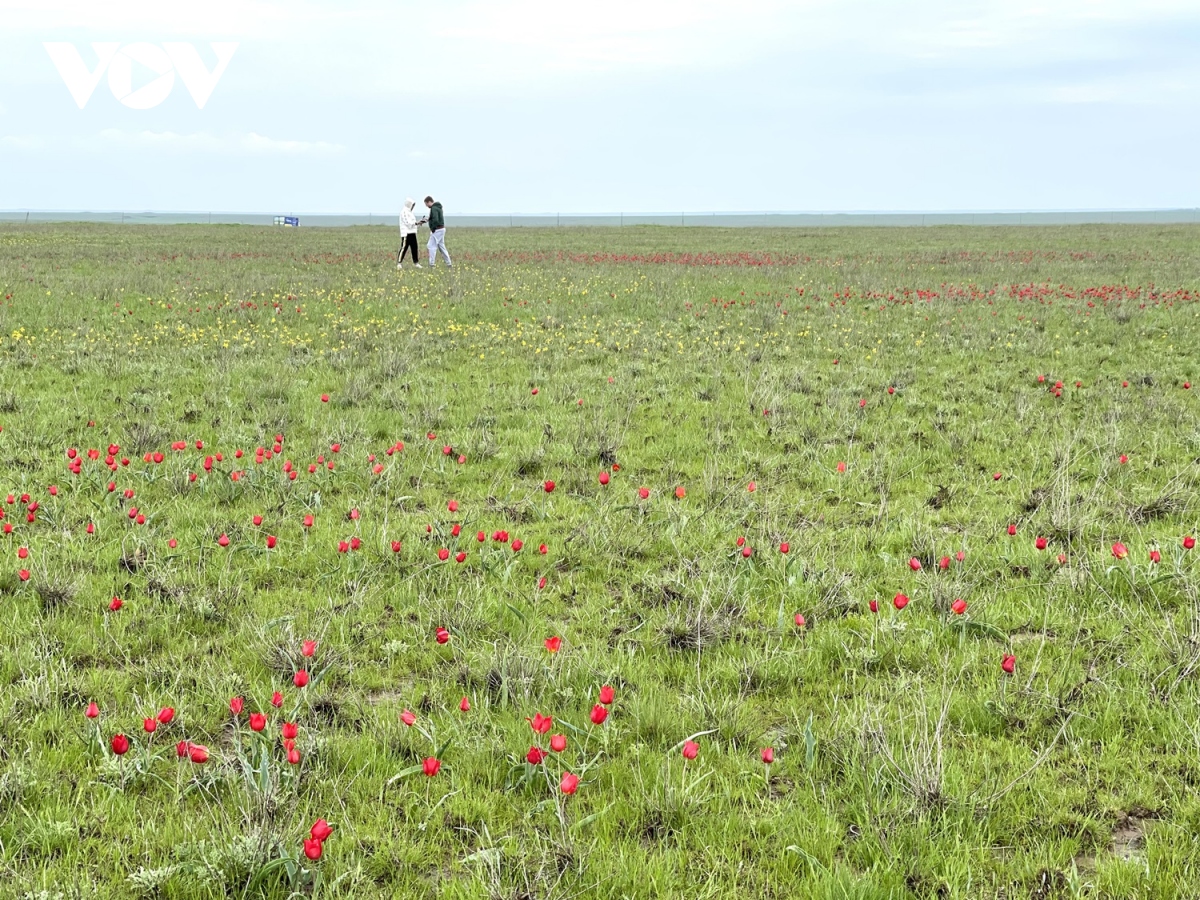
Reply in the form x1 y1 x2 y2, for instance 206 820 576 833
164 43 239 109
44 42 120 109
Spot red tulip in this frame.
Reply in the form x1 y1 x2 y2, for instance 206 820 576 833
955 550 965 562
1119 454 1128 465
599 471 610 485
1185 536 1196 550
17 546 28 560
526 746 546 765
1007 524 1017 536
293 670 309 688
157 707 175 724
868 599 878 613
950 598 967 615
422 757 441 777
893 593 909 610
675 486 686 499
747 481 757 492
230 696 244 716
272 691 283 708
780 542 790 554
85 701 99 719
638 487 650 500
589 704 608 725
1035 536 1047 551
282 721 299 739
537 576 547 590
682 740 699 760
599 684 615 705
391 540 402 553
109 596 122 611
18 569 29 582
761 747 775 764
531 387 539 395
1112 542 1128 560
1150 549 1161 564
266 535 277 549
401 709 416 727
249 712 267 732
455 551 466 563
1001 654 1016 674
111 733 129 755
320 394 329 403
143 718 157 734
435 627 450 644
538 543 548 554
794 613 806 628
836 461 846 473
527 713 552 734
543 480 555 493
437 548 450 561
544 636 561 653
550 733 567 752
560 772 579 794
741 546 753 558
908 557 921 571
304 838 323 860
511 539 523 552
938 556 950 570
993 473 1002 481
252 515 263 526
286 747 300 765
303 515 314 528
310 819 333 842
302 640 317 657
459 696 471 712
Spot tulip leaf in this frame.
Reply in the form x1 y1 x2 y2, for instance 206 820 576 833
386 764 427 785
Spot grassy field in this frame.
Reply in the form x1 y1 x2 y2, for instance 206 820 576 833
1 222 1199 900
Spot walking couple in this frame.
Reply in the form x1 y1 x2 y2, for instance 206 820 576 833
397 196 452 270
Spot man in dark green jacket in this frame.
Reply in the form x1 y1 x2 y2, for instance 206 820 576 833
424 196 452 268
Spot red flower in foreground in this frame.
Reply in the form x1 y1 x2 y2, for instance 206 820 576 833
527 713 552 734
157 707 175 724
422 757 441 777
1112 542 1128 560
111 734 129 755
302 640 316 657
526 746 546 765
950 598 967 615
598 684 615 705
589 704 608 725
761 747 775 764
1001 654 1016 674
598 471 610 485
1185 536 1196 550
401 709 416 727
908 557 921 571
544 636 561 653
230 697 244 716
249 712 267 732
682 740 699 760
560 772 579 794
293 670 309 688
311 819 334 842
459 696 471 712
1150 549 1161 564
85 701 99 719
435 627 450 644
1035 536 1047 550
674 486 686 499
893 593 909 610
550 733 567 752
304 838 323 861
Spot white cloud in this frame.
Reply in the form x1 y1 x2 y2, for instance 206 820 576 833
0 134 43 148
93 128 345 155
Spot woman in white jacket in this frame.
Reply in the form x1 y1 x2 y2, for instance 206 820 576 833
397 198 423 269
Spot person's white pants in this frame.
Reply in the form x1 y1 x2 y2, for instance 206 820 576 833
427 228 452 267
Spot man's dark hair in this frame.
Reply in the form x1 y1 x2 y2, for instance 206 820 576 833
424 196 434 204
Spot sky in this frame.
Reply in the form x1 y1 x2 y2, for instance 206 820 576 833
1 0 1198 214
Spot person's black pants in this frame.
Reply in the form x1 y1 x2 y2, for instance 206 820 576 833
398 233 419 263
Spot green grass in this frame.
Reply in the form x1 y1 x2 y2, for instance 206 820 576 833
1 222 1200 899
